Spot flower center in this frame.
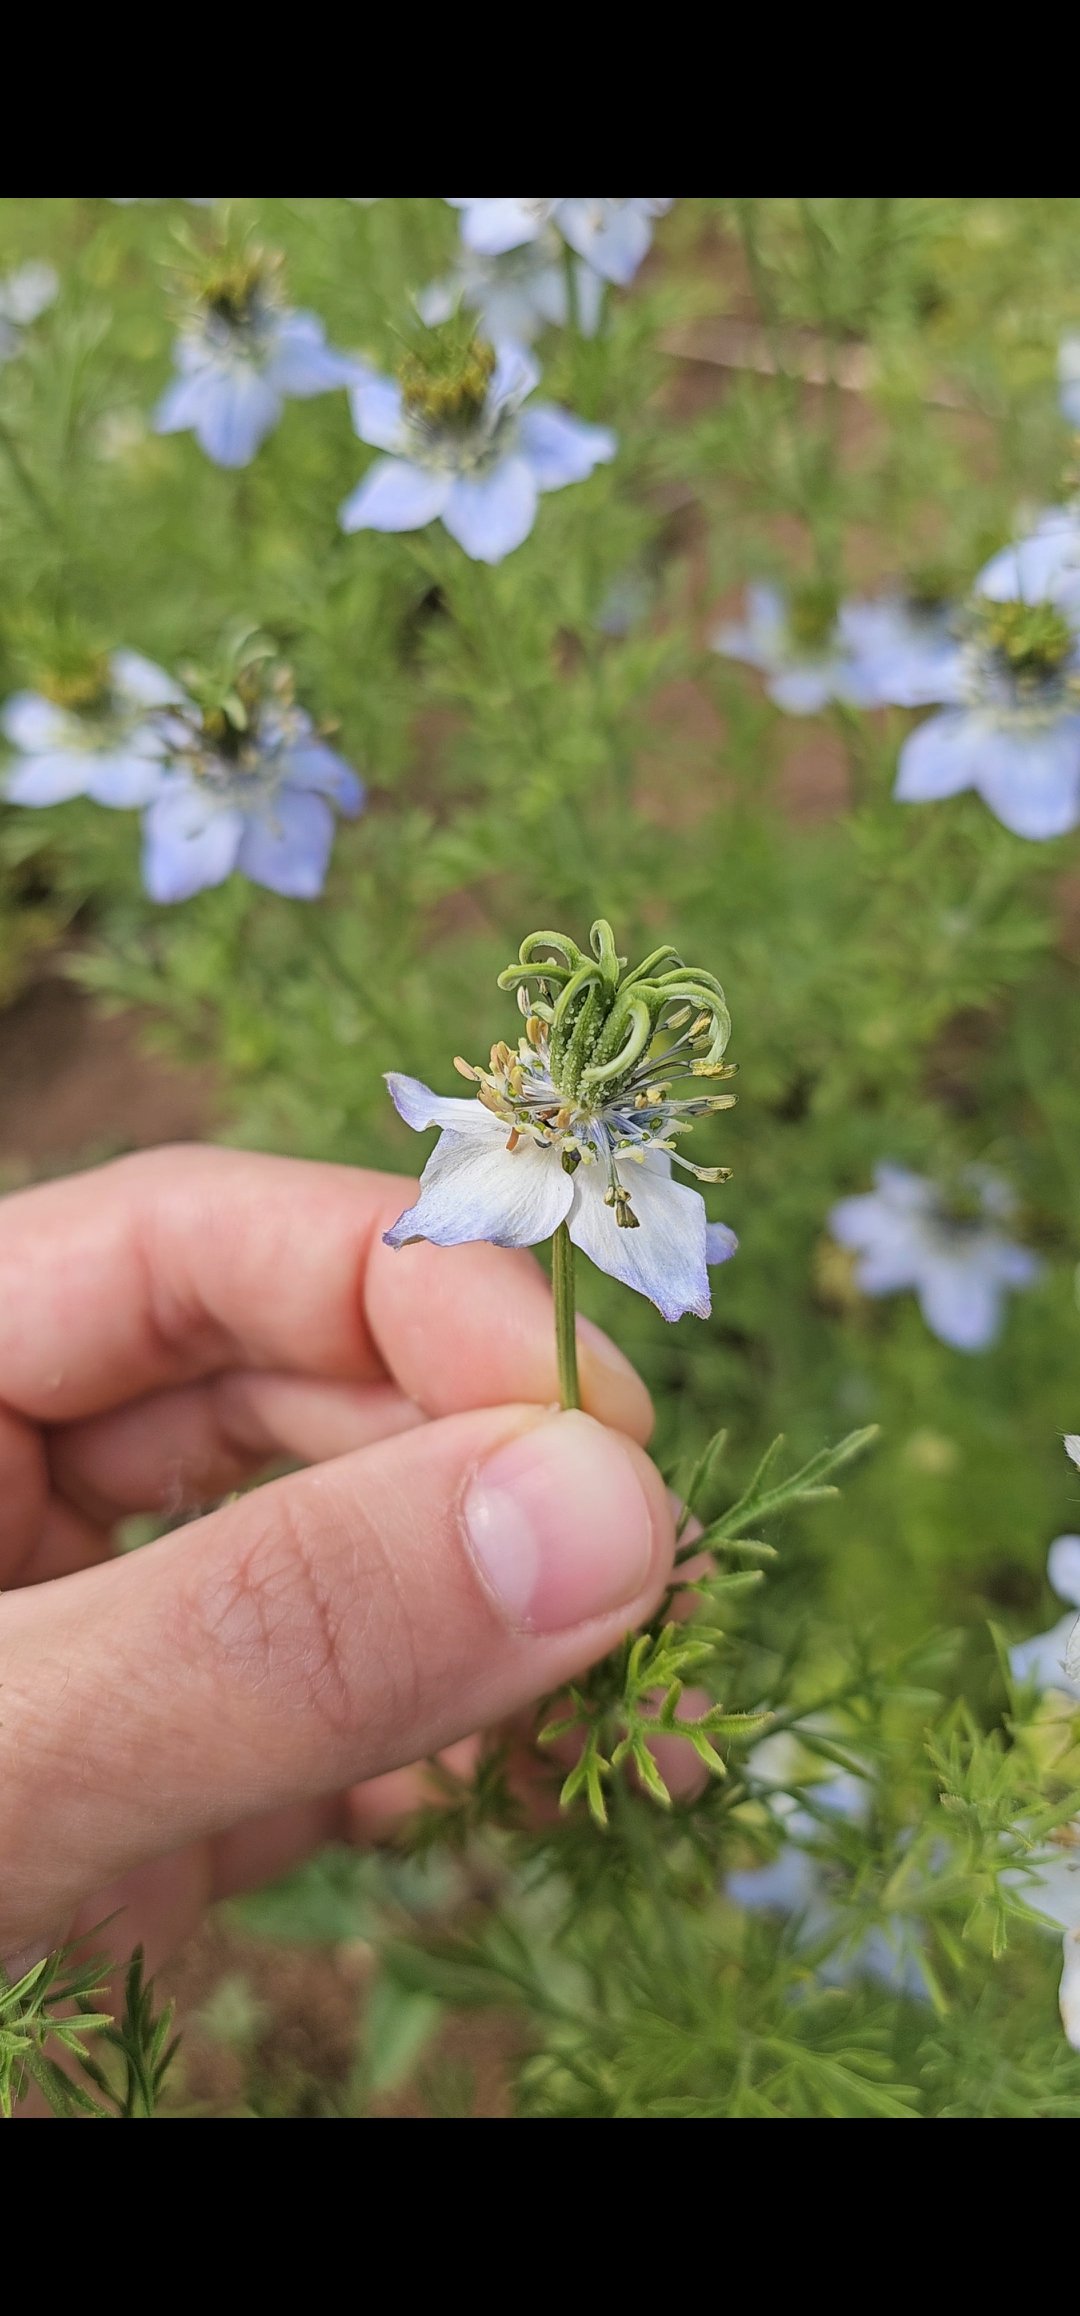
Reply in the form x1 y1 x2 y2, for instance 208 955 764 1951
38 654 113 716
452 921 737 1227
399 333 496 434
788 580 840 655
976 596 1074 685
199 255 271 336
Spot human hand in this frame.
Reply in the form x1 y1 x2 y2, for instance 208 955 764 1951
0 1146 674 1976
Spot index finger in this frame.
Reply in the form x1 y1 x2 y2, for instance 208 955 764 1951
0 1144 651 1437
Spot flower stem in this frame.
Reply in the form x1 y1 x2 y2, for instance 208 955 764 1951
551 1221 580 1410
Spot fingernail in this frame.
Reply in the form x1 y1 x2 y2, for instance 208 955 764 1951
463 1410 656 1633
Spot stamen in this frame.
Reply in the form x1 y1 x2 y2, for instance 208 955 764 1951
453 1055 479 1080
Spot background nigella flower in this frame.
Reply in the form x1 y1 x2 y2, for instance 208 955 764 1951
0 259 58 362
893 594 1080 840
726 1735 929 1999
340 334 615 565
3 650 180 808
976 509 1080 617
140 648 363 903
713 582 864 712
446 199 672 286
1010 1534 1080 1700
830 1161 1040 1351
154 254 361 469
417 230 604 346
383 920 737 1321
837 589 963 707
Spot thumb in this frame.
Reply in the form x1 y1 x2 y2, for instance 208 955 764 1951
0 1406 674 1957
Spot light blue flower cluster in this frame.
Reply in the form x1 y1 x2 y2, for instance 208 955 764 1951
418 234 604 348
2 652 363 903
447 199 672 286
829 1161 1039 1351
154 255 360 468
340 342 615 565
714 582 960 713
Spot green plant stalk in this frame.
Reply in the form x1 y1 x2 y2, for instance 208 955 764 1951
551 1221 580 1411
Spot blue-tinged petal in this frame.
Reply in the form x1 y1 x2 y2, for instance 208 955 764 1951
142 784 244 903
415 278 458 329
235 788 336 898
0 260 58 325
1010 1614 1080 1697
989 1239 1041 1288
6 751 90 804
383 1128 573 1251
712 583 787 671
1063 385 1080 430
385 1073 506 1138
457 199 548 256
727 1848 821 1915
973 721 1080 841
518 404 617 489
490 342 541 406
339 457 451 534
2 691 77 752
1048 1536 1080 1609
916 1251 1002 1351
768 663 843 713
109 650 184 710
706 1221 738 1265
1060 1933 1080 2049
562 200 653 285
265 310 364 397
829 1191 922 1292
443 457 538 561
192 366 282 467
85 750 167 807
348 374 406 451
873 1162 933 1210
153 366 218 435
281 744 365 814
567 1159 711 1322
976 516 1080 609
894 710 985 801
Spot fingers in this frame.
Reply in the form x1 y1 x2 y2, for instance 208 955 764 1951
0 1143 651 1440
0 1405 674 1959
48 1373 424 1525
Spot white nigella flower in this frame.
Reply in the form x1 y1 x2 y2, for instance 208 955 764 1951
1010 1533 1080 1701
384 920 738 1321
713 582 862 713
976 507 1080 618
154 252 360 469
1060 337 1080 429
830 1162 1039 1352
446 199 672 286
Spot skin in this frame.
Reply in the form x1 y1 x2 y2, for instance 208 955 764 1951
0 1145 678 1989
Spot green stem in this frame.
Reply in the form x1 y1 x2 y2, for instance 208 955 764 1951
551 1221 580 1410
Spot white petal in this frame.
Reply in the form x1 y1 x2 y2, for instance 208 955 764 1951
567 1157 711 1322
706 1221 738 1265
895 711 985 801
1064 1435 1080 1470
1010 1614 1080 1698
916 1252 1002 1352
339 457 451 535
385 1072 505 1138
1048 1535 1080 1609
2 690 77 752
383 1127 573 1250
348 374 406 452
109 650 183 709
1060 1932 1080 2049
6 751 90 804
443 458 538 562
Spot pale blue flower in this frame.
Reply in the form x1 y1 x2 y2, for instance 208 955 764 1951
837 592 963 708
155 285 360 469
976 509 1080 617
3 651 180 809
894 595 1080 841
727 1736 929 2000
418 229 603 346
1006 1522 1080 2047
830 1162 1039 1352
713 583 862 712
141 701 363 904
340 344 615 565
1009 1534 1080 1701
0 260 58 362
446 199 672 286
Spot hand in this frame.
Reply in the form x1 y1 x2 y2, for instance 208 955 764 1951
0 1146 674 1976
